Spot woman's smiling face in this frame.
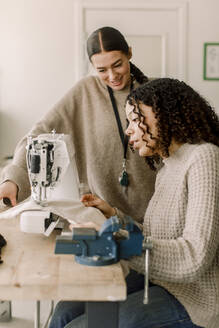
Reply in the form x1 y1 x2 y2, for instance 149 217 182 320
90 50 132 91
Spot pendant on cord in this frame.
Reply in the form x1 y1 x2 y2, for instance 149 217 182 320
119 159 129 187
119 170 129 187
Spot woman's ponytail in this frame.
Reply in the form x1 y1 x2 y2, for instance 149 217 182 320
130 62 149 85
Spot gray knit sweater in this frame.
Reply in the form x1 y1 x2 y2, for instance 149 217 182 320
1 75 155 222
129 143 219 328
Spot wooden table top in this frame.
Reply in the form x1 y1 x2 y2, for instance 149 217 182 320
0 218 126 301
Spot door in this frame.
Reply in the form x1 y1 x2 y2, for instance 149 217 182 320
73 1 187 81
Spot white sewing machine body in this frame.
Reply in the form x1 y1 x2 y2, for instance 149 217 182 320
20 132 80 235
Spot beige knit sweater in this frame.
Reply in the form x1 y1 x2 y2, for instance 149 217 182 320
129 143 219 328
1 75 155 222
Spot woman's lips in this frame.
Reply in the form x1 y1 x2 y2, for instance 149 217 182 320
130 141 139 149
110 79 122 86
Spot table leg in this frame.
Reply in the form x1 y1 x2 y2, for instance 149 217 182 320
34 300 41 328
0 301 12 321
85 301 119 328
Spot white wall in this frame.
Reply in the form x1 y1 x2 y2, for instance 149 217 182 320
0 0 76 156
187 0 219 110
0 0 218 157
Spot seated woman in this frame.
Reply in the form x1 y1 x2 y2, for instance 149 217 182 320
53 78 219 328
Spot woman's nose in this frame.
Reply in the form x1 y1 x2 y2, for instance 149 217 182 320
108 69 117 80
125 125 132 136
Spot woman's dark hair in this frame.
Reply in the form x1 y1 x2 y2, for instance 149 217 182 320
127 78 219 170
87 26 148 84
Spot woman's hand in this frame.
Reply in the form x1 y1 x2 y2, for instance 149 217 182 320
0 180 18 207
81 193 116 218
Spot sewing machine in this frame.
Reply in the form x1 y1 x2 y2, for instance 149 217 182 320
20 131 80 235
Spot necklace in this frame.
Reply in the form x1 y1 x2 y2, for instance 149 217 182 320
107 86 129 193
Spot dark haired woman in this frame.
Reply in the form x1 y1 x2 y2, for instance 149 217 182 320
76 78 219 327
0 27 155 327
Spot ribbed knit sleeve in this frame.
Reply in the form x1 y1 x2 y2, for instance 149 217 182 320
129 143 219 283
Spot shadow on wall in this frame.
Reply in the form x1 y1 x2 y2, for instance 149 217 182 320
0 111 27 159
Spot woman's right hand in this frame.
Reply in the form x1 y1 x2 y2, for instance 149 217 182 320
0 181 18 207
81 193 116 218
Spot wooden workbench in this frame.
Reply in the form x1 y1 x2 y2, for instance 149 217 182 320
0 217 126 327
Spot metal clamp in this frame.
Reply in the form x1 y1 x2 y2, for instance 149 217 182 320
142 237 153 304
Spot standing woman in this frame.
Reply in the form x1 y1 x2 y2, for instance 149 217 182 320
0 27 155 326
79 78 219 328
0 26 155 218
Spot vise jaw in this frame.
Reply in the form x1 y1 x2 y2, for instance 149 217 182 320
55 215 143 266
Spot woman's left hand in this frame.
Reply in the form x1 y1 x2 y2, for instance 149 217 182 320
81 193 116 218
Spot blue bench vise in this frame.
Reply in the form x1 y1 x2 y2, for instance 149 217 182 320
55 215 143 266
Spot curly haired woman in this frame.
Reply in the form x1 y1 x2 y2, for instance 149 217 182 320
73 78 219 328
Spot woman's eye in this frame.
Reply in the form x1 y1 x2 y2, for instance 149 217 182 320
132 118 139 122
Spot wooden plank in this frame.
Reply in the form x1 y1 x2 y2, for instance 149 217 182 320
0 218 126 301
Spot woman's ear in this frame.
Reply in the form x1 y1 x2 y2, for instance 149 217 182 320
128 47 132 60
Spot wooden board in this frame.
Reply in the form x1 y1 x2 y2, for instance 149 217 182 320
0 218 126 301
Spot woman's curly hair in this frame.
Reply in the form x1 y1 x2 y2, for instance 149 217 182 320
127 78 219 170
